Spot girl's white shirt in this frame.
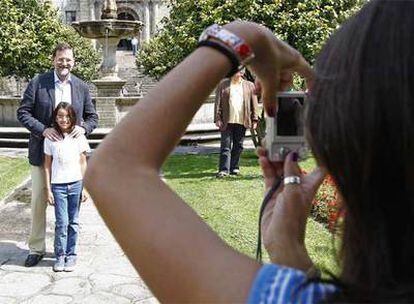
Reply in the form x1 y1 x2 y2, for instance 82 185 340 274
44 133 90 184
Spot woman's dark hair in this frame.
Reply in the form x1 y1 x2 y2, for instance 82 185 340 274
306 0 414 302
52 102 77 135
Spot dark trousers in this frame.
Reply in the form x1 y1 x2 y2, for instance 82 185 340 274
218 123 246 172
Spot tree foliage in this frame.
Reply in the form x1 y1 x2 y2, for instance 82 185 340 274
137 0 366 79
0 0 100 81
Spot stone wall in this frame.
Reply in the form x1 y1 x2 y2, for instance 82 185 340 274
116 97 140 122
114 95 215 126
0 97 21 127
0 78 28 97
109 94 216 128
0 95 216 128
94 97 118 128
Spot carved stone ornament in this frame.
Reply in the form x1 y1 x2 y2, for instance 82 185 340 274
101 0 118 19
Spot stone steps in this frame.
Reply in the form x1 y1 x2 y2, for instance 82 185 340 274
116 51 157 97
0 125 223 149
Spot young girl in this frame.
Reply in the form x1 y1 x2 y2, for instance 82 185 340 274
44 102 90 272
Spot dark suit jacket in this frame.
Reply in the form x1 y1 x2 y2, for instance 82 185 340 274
214 78 258 129
17 71 98 166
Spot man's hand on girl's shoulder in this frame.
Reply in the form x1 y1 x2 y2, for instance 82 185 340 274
43 128 62 141
70 125 86 138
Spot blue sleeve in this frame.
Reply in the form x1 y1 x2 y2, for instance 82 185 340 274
248 264 306 304
248 264 336 304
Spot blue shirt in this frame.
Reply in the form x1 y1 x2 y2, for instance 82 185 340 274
248 264 337 304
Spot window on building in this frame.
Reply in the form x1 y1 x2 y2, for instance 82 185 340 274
65 11 77 24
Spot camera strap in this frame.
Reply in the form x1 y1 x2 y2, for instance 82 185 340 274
256 176 283 262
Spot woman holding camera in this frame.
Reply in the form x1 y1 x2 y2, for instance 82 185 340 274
85 0 414 302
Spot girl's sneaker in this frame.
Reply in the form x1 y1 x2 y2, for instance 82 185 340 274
64 256 77 272
53 256 65 272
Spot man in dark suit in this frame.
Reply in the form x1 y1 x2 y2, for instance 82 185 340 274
17 43 98 267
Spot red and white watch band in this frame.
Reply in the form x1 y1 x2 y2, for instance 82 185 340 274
198 24 255 67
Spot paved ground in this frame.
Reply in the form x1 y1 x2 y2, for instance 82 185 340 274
0 178 157 304
0 142 255 303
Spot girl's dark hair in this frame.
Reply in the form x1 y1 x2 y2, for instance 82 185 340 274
306 0 414 302
52 102 77 135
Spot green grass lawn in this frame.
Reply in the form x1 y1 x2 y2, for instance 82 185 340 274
0 156 30 201
0 152 338 273
163 151 338 274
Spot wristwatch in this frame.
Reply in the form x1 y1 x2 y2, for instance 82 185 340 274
198 24 255 68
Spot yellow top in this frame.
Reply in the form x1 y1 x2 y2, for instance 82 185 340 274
228 81 244 125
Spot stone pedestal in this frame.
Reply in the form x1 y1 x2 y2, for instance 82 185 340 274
93 79 125 127
94 97 117 128
93 79 126 97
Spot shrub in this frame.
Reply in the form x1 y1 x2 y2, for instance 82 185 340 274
0 0 100 81
309 173 343 232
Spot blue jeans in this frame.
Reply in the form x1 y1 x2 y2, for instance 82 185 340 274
52 180 82 258
219 123 246 172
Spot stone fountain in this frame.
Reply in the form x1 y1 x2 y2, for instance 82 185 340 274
72 0 143 97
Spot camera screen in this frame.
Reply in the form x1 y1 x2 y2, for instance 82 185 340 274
276 96 304 136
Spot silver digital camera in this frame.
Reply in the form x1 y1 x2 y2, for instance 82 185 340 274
265 91 307 161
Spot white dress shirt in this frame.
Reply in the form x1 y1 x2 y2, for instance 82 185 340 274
54 71 72 108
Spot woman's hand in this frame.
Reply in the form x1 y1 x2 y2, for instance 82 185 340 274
257 147 325 270
229 20 320 271
224 21 314 116
45 190 54 206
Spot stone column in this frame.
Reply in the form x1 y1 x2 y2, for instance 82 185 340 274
143 1 151 43
92 35 126 97
90 0 96 20
150 1 158 35
97 37 121 79
94 1 102 20
89 0 97 50
79 0 90 21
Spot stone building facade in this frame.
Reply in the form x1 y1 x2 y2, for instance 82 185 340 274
52 0 169 48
